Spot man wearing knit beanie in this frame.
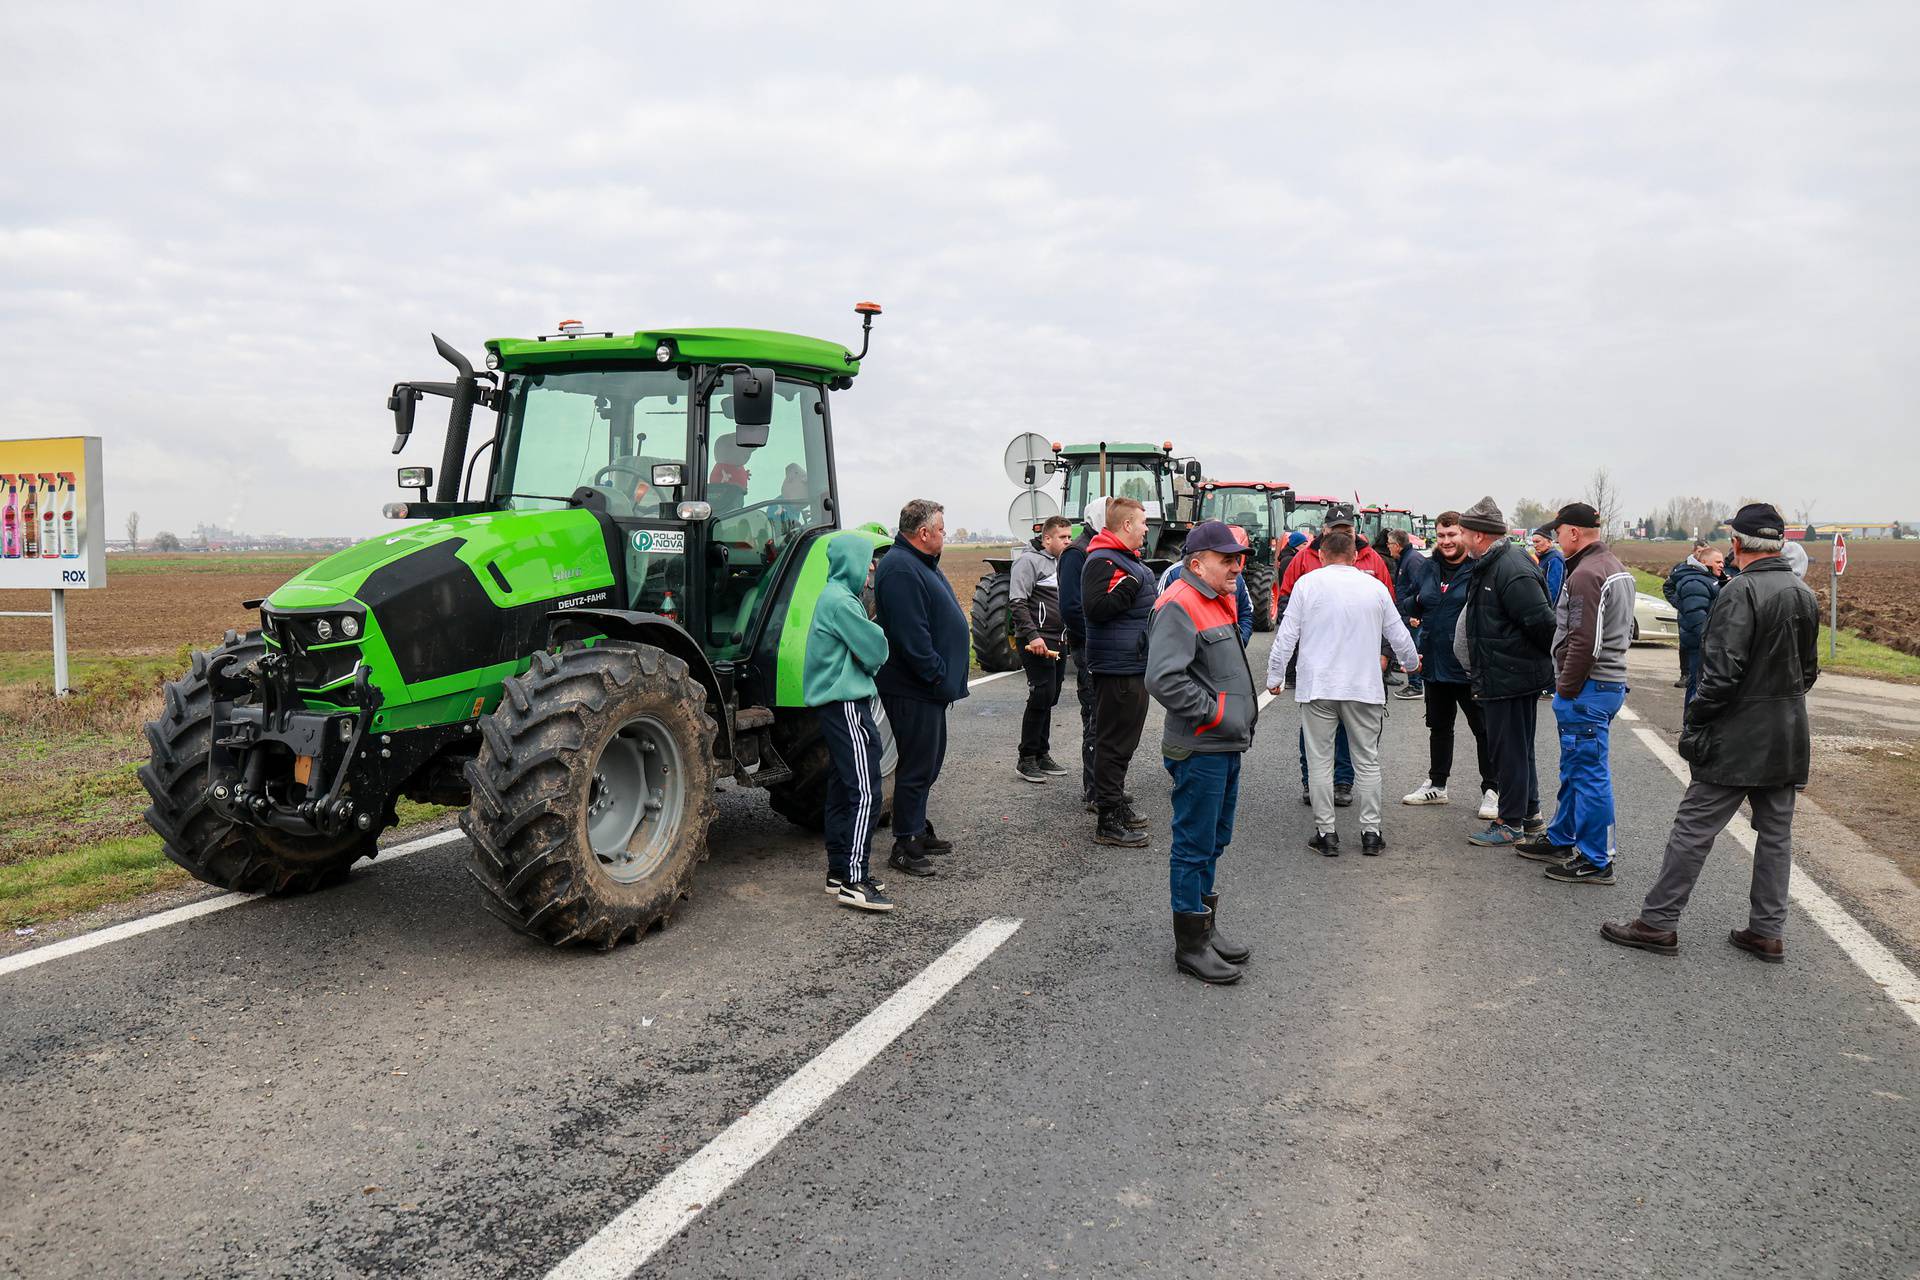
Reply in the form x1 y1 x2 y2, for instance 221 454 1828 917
1451 497 1558 846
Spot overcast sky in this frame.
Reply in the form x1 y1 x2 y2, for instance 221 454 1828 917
3 1 1913 543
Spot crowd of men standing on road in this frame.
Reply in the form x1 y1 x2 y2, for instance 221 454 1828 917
800 491 1822 988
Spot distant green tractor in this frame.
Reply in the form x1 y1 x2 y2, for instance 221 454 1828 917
141 306 898 947
970 436 1205 673
1194 480 1294 631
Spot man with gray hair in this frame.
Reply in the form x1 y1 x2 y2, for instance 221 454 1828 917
874 497 971 878
1603 503 1821 963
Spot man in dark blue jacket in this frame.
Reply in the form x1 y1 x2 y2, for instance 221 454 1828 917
1082 496 1158 847
1398 512 1493 808
1665 548 1724 705
1059 497 1105 808
875 498 971 878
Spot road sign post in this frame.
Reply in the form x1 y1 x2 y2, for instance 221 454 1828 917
1830 533 1847 662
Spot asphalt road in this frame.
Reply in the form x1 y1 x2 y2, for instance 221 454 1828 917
4 633 1917 1279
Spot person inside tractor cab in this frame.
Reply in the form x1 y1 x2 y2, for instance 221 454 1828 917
707 430 753 517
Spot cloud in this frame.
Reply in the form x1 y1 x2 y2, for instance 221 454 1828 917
0 0 1913 552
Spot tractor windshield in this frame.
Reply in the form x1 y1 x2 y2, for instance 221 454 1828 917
1063 458 1166 522
1198 489 1274 544
495 367 690 516
1288 503 1332 533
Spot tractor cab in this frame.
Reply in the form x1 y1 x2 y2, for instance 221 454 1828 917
1195 481 1293 568
1287 495 1343 535
1049 441 1204 563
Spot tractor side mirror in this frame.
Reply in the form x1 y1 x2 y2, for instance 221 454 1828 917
1185 460 1202 484
729 367 776 446
388 384 421 454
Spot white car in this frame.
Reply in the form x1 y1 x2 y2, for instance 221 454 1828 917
1633 591 1680 643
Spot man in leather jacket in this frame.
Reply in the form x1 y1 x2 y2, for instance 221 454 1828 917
1602 503 1820 963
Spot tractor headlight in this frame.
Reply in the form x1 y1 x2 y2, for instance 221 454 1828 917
314 618 334 641
485 350 500 370
655 341 674 364
340 615 360 639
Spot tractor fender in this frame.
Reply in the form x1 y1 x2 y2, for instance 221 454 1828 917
544 608 732 763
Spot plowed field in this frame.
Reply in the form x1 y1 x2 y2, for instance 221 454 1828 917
1615 539 1920 658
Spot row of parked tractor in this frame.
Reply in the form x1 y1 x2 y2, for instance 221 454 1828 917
969 434 1437 672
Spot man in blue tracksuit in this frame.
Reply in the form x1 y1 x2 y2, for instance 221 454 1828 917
874 498 971 879
1531 527 1567 605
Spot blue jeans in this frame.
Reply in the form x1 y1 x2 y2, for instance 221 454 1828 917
1545 679 1627 867
1297 722 1352 789
1165 752 1242 913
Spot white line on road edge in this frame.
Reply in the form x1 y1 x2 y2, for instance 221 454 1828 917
967 669 1014 687
546 916 1025 1280
0 827 467 980
1625 721 1920 1030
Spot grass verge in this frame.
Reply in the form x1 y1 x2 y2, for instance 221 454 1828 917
1626 567 1916 681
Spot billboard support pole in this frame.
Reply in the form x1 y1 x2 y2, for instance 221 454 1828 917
51 589 69 696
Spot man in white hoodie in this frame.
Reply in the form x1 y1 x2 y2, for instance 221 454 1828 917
1267 531 1421 856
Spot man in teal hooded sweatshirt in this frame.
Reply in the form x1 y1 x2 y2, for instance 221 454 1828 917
804 532 895 911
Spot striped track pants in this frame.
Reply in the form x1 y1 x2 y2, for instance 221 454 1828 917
817 700 883 885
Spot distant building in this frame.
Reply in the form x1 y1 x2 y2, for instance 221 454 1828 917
1813 522 1900 540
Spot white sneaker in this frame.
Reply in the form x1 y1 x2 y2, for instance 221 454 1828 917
1477 789 1500 820
1402 782 1449 806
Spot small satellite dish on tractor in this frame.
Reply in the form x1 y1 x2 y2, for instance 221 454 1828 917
1008 490 1061 532
1003 433 1056 489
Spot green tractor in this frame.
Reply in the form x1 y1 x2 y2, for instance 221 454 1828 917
969 435 1205 673
140 306 899 948
1193 480 1294 631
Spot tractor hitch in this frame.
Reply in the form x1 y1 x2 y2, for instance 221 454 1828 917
206 653 383 838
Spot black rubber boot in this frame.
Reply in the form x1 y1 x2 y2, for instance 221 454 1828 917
1201 892 1250 964
1174 910 1242 984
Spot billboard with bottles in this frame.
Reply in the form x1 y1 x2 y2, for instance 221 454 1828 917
0 436 106 590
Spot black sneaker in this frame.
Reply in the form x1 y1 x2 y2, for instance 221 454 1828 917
1308 831 1340 857
1036 753 1069 776
1094 810 1149 848
836 880 895 912
1334 783 1354 808
1361 831 1386 856
887 846 938 877
1672 676 1686 688
1015 756 1047 784
1514 837 1574 864
1119 802 1150 831
1544 857 1615 885
1084 799 1099 815
918 823 953 855
1523 813 1548 835
825 875 887 896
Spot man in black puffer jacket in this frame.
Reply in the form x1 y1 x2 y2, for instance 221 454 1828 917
1664 548 1724 705
1604 503 1820 964
1451 497 1556 847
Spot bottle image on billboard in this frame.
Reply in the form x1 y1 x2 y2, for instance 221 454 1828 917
1 474 18 559
20 475 38 558
39 473 58 559
58 473 79 558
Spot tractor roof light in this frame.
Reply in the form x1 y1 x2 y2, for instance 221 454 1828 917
1162 441 1174 453
557 319 584 335
655 340 674 363
1050 441 1063 453
484 350 500 370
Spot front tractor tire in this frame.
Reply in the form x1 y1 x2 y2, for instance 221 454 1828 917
1246 563 1276 632
969 568 1020 673
462 642 718 949
140 630 384 894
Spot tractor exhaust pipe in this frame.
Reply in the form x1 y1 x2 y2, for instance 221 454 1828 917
432 334 477 503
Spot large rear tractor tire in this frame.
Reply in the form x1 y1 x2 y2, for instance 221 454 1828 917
461 641 718 949
766 698 899 832
968 569 1020 673
1246 563 1276 632
140 629 382 894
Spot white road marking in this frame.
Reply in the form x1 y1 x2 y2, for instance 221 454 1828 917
968 669 1015 687
1616 705 1640 722
0 827 467 980
546 916 1025 1280
1625 721 1920 1029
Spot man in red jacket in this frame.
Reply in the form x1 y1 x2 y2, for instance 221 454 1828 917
1275 503 1395 807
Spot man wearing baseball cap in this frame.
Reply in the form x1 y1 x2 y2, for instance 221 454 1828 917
1514 503 1636 885
1603 503 1821 963
1147 520 1260 983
